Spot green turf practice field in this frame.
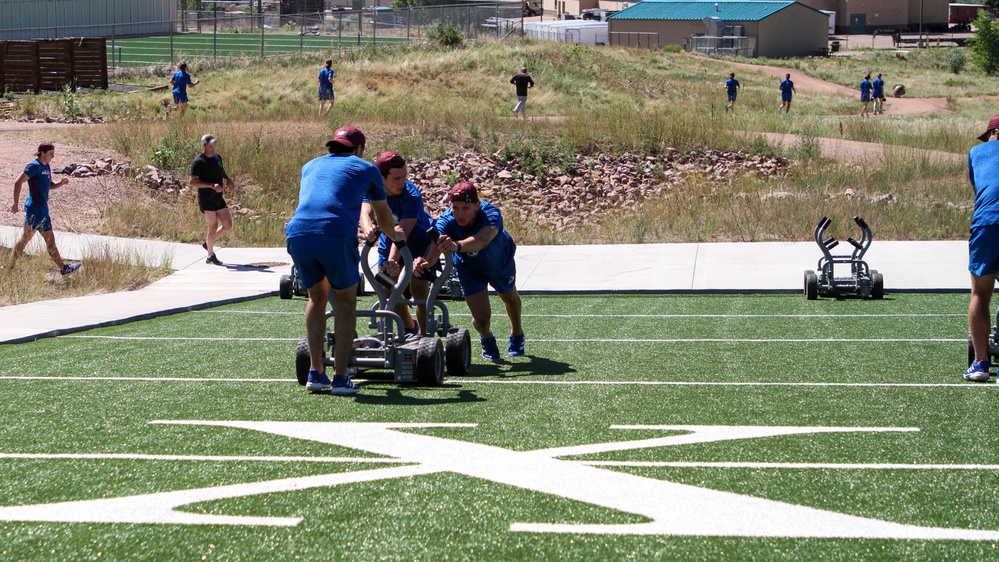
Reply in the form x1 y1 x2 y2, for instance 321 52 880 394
108 33 407 67
1 292 998 560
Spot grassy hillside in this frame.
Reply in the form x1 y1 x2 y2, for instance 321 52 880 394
30 39 999 244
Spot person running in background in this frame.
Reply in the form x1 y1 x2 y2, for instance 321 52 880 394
872 73 886 115
510 67 535 119
170 62 198 117
778 73 796 114
859 73 873 117
426 182 525 360
318 59 335 117
189 134 236 265
5 142 79 275
724 72 741 113
360 151 438 335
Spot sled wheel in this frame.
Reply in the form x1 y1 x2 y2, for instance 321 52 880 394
445 328 472 377
280 275 294 300
295 336 311 386
870 270 884 300
804 270 818 300
415 337 445 386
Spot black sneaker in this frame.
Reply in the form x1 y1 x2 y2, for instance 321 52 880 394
206 254 223 265
201 241 208 251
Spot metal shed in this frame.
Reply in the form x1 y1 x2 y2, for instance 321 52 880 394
608 0 829 57
0 0 177 41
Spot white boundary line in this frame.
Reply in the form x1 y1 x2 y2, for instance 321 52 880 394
580 461 999 470
222 311 965 319
0 376 990 388
60 335 966 343
0 453 402 463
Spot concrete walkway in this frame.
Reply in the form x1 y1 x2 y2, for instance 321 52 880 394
0 226 969 344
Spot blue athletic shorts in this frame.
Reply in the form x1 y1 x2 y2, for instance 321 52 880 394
455 241 517 297
173 92 188 104
728 93 737 102
376 237 439 273
319 88 335 101
781 93 792 102
287 234 360 290
24 207 52 231
969 224 999 277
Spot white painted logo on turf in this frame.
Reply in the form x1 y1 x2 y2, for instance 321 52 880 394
0 422 997 540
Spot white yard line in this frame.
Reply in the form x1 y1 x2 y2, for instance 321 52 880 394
0 453 402 463
60 335 966 343
222 311 964 318
581 461 999 470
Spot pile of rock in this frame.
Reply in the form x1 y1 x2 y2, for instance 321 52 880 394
138 165 187 193
406 148 789 229
55 159 130 178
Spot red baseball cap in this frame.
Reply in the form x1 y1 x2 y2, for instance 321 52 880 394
978 114 999 142
35 142 54 156
449 182 479 203
374 151 406 175
326 125 365 150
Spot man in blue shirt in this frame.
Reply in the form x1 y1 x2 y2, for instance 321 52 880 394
318 59 335 118
724 72 740 113
859 73 873 117
360 151 438 335
286 126 404 395
169 62 198 117
426 182 524 360
778 73 795 114
5 142 79 275
872 73 886 115
965 114 999 382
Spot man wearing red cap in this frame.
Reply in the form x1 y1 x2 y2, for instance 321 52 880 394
5 142 79 275
965 114 999 382
425 182 524 360
360 151 438 335
285 125 404 395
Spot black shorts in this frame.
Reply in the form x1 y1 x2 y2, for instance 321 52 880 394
197 187 228 213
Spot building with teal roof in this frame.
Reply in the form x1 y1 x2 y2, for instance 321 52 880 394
608 0 829 57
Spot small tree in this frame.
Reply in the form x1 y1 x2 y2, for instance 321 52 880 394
969 9 999 75
949 48 967 73
426 22 464 48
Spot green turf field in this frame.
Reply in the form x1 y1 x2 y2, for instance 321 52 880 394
108 33 408 67
2 293 999 560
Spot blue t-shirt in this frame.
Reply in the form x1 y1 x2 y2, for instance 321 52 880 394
22 159 51 210
436 201 515 279
364 180 434 260
725 78 740 96
969 141 999 229
860 79 872 101
285 154 386 240
872 77 885 98
171 70 193 95
319 68 334 92
779 79 794 99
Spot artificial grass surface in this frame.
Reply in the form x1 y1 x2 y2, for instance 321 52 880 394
1 293 997 560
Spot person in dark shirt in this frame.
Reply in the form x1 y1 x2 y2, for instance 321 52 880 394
510 67 535 119
189 134 236 265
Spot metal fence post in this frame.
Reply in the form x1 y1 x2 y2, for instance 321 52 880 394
261 12 265 58
300 13 304 53
170 18 175 66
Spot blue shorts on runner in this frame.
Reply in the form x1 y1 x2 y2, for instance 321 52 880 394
173 92 188 104
287 234 361 290
455 243 517 296
970 224 999 277
24 208 52 231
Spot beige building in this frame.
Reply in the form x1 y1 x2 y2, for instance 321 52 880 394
608 0 829 57
797 0 949 32
542 0 633 21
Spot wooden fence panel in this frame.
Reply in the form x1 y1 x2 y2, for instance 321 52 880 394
38 40 73 92
0 38 107 93
74 38 108 89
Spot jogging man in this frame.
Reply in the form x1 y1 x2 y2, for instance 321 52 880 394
872 73 886 115
428 182 524 360
965 114 999 382
778 73 796 114
189 134 236 265
724 72 740 113
859 73 873 117
318 59 335 117
360 151 438 335
286 126 404 395
5 142 80 275
510 67 534 119
170 62 198 116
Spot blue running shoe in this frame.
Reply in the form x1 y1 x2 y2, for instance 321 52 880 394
61 263 81 276
404 321 420 336
964 360 991 382
305 369 332 392
480 335 501 361
508 334 526 356
331 374 359 396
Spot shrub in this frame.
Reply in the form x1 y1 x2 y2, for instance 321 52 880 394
948 48 967 74
426 22 464 48
969 9 999 75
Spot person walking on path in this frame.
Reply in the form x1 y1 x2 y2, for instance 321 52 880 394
5 142 79 275
286 126 404 395
964 114 999 382
872 73 886 115
778 73 795 114
189 134 236 266
170 62 198 117
426 182 525 360
724 72 741 113
318 59 335 117
859 74 873 117
510 67 534 119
